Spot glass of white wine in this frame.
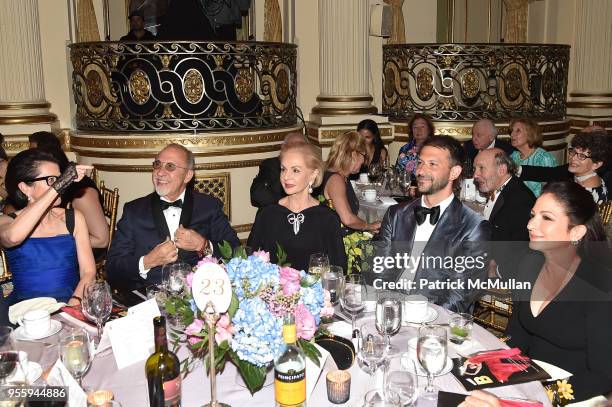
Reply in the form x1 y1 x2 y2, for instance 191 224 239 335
308 253 330 275
417 324 448 400
60 327 92 386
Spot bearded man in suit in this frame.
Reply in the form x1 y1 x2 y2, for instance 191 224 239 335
107 143 239 292
376 136 492 313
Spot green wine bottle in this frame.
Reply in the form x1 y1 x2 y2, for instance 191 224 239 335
145 316 182 407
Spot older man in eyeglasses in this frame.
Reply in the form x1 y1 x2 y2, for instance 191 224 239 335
107 143 239 293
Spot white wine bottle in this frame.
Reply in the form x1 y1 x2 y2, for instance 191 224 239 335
274 314 306 407
145 316 182 407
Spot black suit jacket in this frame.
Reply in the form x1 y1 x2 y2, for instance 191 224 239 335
488 177 535 278
106 189 240 291
464 138 515 163
250 157 285 208
376 197 492 313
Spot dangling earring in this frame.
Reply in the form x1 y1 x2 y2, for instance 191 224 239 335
571 239 579 246
308 182 313 194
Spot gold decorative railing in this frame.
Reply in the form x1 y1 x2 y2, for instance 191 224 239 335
382 43 570 121
69 41 297 132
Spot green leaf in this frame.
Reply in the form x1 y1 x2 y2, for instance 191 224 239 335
218 241 233 261
237 360 268 393
275 242 288 266
299 339 321 367
228 292 239 318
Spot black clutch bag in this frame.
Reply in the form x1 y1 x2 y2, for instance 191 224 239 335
315 334 355 370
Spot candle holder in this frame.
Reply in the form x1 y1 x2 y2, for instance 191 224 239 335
201 301 231 407
326 370 351 404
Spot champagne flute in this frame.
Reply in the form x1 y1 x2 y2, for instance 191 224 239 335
308 253 330 275
340 275 365 333
417 325 448 399
83 281 113 343
60 327 92 386
375 296 402 355
0 327 18 385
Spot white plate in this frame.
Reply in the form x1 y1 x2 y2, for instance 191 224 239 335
402 306 438 325
402 353 453 377
15 319 62 340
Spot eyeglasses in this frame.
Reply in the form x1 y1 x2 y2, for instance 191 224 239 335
568 148 592 161
152 160 190 172
25 175 58 186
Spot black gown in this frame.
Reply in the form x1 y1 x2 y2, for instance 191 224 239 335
506 252 612 401
247 204 347 272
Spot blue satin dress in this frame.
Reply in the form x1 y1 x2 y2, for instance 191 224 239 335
6 234 79 303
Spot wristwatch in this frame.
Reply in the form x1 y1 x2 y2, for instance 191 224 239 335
197 238 213 258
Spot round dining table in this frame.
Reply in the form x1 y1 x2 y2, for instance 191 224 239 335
15 303 552 407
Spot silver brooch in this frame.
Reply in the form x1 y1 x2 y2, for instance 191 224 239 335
287 213 305 235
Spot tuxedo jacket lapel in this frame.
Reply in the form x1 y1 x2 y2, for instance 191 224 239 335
177 189 194 261
151 194 171 240
489 193 505 222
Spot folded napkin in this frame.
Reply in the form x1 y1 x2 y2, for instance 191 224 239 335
499 398 543 407
8 297 66 324
468 348 531 383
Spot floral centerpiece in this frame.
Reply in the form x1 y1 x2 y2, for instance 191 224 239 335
165 243 334 393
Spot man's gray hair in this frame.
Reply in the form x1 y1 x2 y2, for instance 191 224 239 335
493 149 516 174
477 119 498 138
163 143 195 169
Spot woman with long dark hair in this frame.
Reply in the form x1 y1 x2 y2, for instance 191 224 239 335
356 119 388 172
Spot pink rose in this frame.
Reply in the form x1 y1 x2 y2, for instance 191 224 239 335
320 290 335 318
279 267 301 296
185 318 204 336
252 250 270 263
294 304 317 340
185 272 194 288
188 336 201 346
197 257 219 268
215 314 234 345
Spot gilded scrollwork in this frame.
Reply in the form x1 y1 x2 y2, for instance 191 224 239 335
382 43 569 121
129 70 151 105
184 69 204 104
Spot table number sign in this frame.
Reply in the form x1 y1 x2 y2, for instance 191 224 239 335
191 262 232 313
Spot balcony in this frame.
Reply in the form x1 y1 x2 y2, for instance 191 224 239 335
382 43 570 121
69 41 297 132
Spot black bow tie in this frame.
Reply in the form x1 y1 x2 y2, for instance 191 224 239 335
414 205 441 226
160 199 183 210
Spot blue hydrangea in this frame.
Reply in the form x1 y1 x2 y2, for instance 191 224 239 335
299 271 324 325
231 297 283 366
226 256 280 301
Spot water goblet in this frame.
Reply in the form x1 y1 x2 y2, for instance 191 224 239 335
357 322 387 377
417 325 448 399
364 388 400 407
60 327 92 386
321 266 345 306
375 295 402 355
340 275 365 333
0 327 18 385
83 281 113 344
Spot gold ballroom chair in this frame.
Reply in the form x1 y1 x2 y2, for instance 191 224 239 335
473 289 513 338
96 180 120 280
0 249 12 298
599 201 612 226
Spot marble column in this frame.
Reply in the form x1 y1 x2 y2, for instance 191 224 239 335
0 0 56 137
567 0 612 132
311 0 377 117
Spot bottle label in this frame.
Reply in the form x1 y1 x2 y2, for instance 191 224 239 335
282 325 297 344
274 369 306 406
163 376 181 406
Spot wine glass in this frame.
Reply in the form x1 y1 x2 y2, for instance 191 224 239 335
60 327 92 386
357 322 387 377
308 253 330 275
386 354 418 406
368 162 383 185
399 171 412 196
340 275 365 333
0 327 18 385
165 262 191 295
83 281 113 343
375 295 402 355
417 325 448 399
364 388 400 407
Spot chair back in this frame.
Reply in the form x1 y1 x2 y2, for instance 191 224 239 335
99 180 120 250
599 201 612 226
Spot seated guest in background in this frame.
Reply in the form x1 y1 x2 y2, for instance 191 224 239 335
584 125 612 189
250 132 307 209
248 141 347 271
356 119 388 173
107 143 240 291
518 131 608 204
316 131 381 233
0 150 95 305
509 118 557 197
463 119 514 164
29 132 109 251
395 113 435 175
506 181 612 401
378 136 491 313
120 10 156 41
473 149 535 278
0 134 7 212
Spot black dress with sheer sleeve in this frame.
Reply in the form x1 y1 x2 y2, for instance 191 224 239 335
506 251 612 401
247 203 347 272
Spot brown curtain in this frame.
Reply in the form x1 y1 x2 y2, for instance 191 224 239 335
503 0 529 43
384 0 406 44
264 0 283 42
76 0 101 42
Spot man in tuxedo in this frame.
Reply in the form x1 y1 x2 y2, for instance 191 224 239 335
250 132 307 208
473 149 535 278
107 144 239 292
377 136 491 313
464 119 514 164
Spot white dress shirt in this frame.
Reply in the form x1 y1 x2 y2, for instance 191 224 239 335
412 193 455 257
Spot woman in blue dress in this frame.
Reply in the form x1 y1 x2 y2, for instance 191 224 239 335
0 149 95 305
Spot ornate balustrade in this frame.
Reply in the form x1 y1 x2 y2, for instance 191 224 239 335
382 43 570 121
69 41 297 132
